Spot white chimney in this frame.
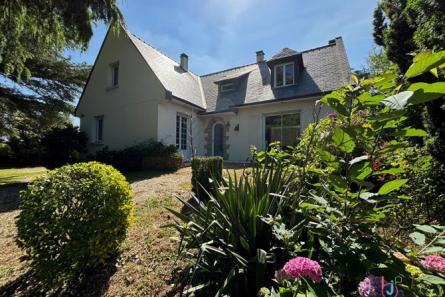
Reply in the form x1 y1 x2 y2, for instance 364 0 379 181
256 50 265 62
180 53 188 71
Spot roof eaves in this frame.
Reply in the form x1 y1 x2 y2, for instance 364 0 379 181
171 95 206 111
198 108 238 116
231 91 331 108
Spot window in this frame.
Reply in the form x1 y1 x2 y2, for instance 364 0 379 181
274 62 294 87
265 113 300 147
176 114 188 150
220 82 234 92
94 116 104 143
110 62 119 87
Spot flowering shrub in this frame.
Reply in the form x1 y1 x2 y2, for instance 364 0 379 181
422 255 445 274
172 50 445 296
281 257 322 283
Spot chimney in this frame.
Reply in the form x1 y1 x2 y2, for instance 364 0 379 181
329 36 342 45
180 53 188 71
256 50 265 62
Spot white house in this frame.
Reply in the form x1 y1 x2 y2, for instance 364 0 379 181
75 27 351 162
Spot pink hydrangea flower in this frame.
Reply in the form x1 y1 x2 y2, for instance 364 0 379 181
358 276 383 297
281 257 322 283
422 255 445 274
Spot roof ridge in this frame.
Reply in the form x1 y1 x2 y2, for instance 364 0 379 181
300 43 335 54
129 31 201 77
200 62 257 78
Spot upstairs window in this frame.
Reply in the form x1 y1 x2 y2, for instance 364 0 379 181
274 62 294 87
94 115 104 143
176 114 189 150
109 61 119 87
220 82 234 92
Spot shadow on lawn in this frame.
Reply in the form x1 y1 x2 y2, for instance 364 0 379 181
124 169 176 184
0 255 118 297
0 183 27 213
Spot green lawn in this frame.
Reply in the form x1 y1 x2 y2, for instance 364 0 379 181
0 167 46 186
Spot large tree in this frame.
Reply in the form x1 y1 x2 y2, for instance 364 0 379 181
0 0 123 163
373 0 445 72
373 0 445 164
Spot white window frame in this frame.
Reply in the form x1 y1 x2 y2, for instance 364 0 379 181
263 111 301 148
176 113 189 150
274 62 294 88
220 82 234 92
109 61 119 88
94 115 104 144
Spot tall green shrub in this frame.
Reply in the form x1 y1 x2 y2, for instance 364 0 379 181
16 162 134 288
41 125 88 169
191 156 223 199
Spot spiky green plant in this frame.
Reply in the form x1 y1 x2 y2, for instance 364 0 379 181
168 161 304 296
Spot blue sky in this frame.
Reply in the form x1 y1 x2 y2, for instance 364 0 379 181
68 0 379 75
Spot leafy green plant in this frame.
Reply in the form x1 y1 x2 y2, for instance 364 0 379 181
191 156 223 199
171 50 445 296
169 159 303 296
41 124 88 169
95 140 178 171
16 162 134 288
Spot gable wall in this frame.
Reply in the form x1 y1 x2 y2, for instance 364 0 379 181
76 28 165 152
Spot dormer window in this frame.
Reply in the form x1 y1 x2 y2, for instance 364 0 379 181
274 62 294 87
220 82 234 92
109 61 119 87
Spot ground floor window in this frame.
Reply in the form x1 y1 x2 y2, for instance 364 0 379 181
265 112 300 148
94 115 104 143
176 114 189 150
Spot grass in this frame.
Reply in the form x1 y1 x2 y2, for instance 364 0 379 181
0 167 46 186
0 165 250 296
0 166 192 296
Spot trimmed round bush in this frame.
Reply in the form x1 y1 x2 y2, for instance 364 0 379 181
16 162 134 287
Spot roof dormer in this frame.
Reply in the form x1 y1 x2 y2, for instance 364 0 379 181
267 48 303 88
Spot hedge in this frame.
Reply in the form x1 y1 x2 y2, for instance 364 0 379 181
191 156 223 199
95 140 181 171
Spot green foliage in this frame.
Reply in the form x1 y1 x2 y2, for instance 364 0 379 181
95 140 178 171
367 47 392 76
170 159 302 296
0 55 90 158
191 156 223 199
0 1 123 79
16 162 134 288
142 153 183 171
41 125 88 169
372 1 445 167
0 142 13 164
171 51 445 296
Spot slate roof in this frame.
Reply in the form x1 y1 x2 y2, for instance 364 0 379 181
201 37 351 113
269 47 300 61
128 31 206 109
127 30 350 113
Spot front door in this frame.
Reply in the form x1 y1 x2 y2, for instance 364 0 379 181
213 123 224 157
